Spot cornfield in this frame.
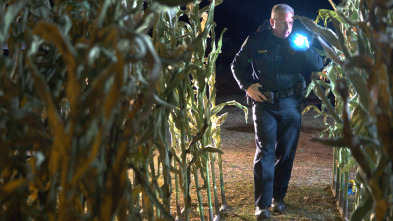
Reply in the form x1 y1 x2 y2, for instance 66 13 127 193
0 0 247 220
299 0 392 220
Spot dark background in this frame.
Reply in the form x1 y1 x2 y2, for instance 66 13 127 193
213 0 341 95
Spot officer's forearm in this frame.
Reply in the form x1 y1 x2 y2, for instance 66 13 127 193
301 48 324 72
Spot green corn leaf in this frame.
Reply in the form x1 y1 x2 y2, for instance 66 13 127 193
206 0 215 30
336 10 355 26
1 0 235 219
129 162 174 220
316 79 332 89
351 105 366 128
340 158 355 174
318 127 332 138
301 104 321 117
317 35 343 66
330 15 350 58
32 21 80 114
28 60 68 178
104 63 124 120
312 79 342 123
32 22 77 63
211 100 248 123
214 112 228 127
356 24 368 57
199 0 223 15
316 9 334 27
315 48 327 57
296 15 341 51
0 0 27 42
57 14 72 36
304 80 315 98
344 70 369 112
96 0 111 27
188 146 224 169
154 94 178 110
326 63 340 97
351 194 373 221
358 136 380 147
343 56 372 73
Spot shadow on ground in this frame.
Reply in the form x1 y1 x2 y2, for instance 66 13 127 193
225 125 254 133
221 184 339 221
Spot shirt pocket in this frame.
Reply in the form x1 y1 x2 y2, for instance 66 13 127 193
252 50 270 71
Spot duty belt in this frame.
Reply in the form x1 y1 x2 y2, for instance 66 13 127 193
258 88 295 104
261 88 295 99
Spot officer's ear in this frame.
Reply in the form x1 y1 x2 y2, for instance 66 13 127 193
270 18 275 29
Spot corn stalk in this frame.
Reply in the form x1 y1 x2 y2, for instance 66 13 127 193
158 1 247 220
298 0 393 220
0 0 247 220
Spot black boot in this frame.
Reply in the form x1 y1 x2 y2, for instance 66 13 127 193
255 206 271 220
272 198 286 212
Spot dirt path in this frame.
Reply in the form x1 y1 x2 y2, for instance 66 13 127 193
216 93 340 220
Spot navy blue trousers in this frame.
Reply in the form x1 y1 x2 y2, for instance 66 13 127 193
252 95 301 208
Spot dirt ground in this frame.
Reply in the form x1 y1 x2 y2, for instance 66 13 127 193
214 90 341 221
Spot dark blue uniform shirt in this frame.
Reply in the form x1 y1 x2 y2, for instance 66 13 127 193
231 29 324 92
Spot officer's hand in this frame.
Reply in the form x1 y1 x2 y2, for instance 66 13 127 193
246 83 266 102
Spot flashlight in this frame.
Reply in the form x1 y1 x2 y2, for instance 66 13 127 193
290 33 309 50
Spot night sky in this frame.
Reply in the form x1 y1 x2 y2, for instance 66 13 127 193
214 0 341 54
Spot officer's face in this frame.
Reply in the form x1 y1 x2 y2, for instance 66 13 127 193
270 11 293 39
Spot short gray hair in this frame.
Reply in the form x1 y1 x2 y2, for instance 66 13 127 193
271 4 294 19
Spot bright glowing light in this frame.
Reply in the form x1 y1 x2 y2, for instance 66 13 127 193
291 33 309 50
294 35 306 46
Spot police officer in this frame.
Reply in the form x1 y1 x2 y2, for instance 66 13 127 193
231 4 324 220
